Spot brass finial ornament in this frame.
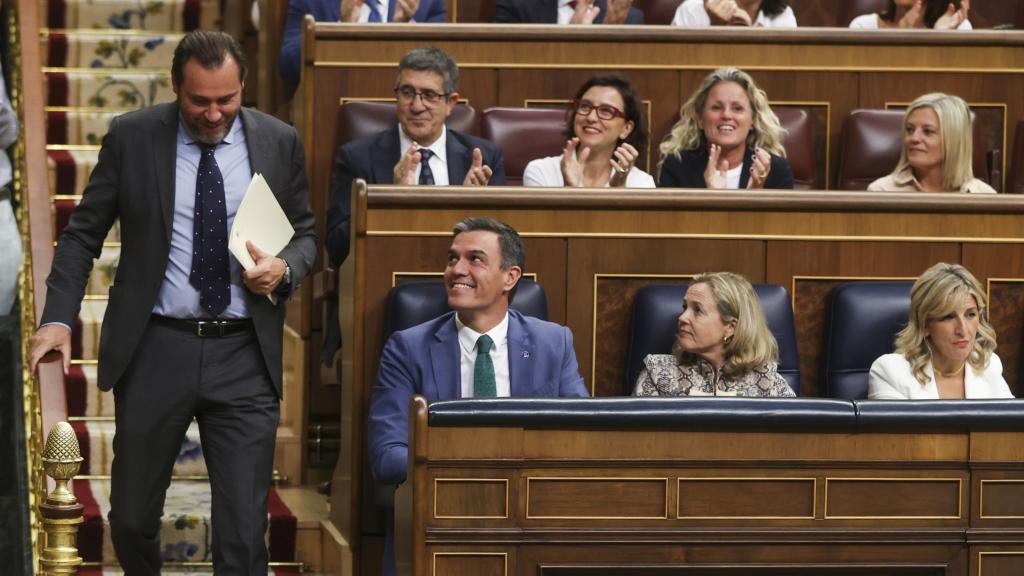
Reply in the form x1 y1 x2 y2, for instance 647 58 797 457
39 422 84 575
42 422 83 505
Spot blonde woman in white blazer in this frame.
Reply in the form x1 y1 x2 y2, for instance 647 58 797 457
868 263 1014 400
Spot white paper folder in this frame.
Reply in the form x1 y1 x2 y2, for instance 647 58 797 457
228 173 294 303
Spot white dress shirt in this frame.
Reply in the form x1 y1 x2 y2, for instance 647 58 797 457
672 0 798 27
848 13 971 29
868 352 1014 399
557 0 575 24
398 124 449 185
456 312 511 398
523 154 656 188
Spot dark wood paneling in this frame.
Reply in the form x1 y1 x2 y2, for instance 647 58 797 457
767 241 960 397
435 479 509 518
677 478 815 518
434 552 507 576
527 478 668 519
825 478 963 519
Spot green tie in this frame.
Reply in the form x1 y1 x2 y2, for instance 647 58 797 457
474 334 497 398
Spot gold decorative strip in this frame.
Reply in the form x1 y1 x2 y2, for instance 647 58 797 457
979 479 1024 519
823 477 963 520
44 106 134 113
526 476 670 520
391 271 537 288
367 230 1024 244
977 551 1024 576
71 360 99 366
790 275 917 311
42 67 169 75
315 61 1024 75
432 552 508 576
41 28 186 36
675 476 817 519
46 144 100 151
591 273 694 395
433 478 509 519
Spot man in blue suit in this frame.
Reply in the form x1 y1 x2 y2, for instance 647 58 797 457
278 0 447 88
368 217 588 574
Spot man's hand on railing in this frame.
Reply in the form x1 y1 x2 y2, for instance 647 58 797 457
28 324 71 375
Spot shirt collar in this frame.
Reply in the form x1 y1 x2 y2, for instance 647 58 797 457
455 311 509 356
398 123 448 165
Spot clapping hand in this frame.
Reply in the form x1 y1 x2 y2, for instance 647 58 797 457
747 147 771 189
393 0 421 22
703 143 729 189
393 145 423 185
603 0 633 24
934 0 969 30
609 142 639 187
897 0 925 28
704 0 751 26
560 137 591 187
462 148 494 186
341 0 363 22
570 0 601 24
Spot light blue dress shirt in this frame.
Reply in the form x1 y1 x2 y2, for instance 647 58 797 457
152 115 252 319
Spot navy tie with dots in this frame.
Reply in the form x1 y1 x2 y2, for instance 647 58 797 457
418 148 435 185
189 143 231 316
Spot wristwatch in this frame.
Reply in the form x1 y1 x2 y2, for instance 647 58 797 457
282 259 292 287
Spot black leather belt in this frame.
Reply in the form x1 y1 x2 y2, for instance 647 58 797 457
151 314 253 337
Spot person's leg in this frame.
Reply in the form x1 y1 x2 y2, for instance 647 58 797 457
109 322 199 575
196 328 279 576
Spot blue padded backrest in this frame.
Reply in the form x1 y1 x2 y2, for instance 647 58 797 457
822 281 913 399
383 279 548 339
624 283 801 396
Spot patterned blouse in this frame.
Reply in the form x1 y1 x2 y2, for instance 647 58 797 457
632 354 795 397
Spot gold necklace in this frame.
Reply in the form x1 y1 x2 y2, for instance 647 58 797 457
933 362 966 378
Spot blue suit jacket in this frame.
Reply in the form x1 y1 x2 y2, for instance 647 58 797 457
368 310 589 485
279 0 447 87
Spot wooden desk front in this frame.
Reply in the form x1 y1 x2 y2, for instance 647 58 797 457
396 397 1024 576
330 186 1024 569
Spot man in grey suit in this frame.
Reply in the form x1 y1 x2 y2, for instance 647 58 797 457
28 30 316 575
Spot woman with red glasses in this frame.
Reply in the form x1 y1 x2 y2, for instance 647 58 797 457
524 75 654 188
658 67 793 190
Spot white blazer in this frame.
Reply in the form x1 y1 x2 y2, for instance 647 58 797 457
868 353 1014 399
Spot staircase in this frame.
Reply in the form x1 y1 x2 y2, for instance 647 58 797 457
38 1 318 573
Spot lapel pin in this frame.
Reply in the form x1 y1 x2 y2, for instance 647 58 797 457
521 350 530 359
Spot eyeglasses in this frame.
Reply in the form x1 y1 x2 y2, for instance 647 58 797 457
394 86 449 106
573 99 626 121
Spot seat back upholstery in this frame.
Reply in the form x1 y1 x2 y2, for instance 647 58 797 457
624 283 801 395
822 281 913 399
480 107 568 186
775 108 816 189
836 109 988 191
334 101 478 153
383 279 548 339
837 0 887 26
633 0 683 25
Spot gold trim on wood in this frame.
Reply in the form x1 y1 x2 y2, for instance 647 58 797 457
46 144 100 151
315 61 1024 75
433 478 510 519
432 552 508 576
391 271 537 288
979 479 1024 519
42 67 169 75
790 275 918 310
367 230 1024 244
525 476 670 520
823 477 963 520
978 551 1024 576
591 273 695 395
675 477 817 520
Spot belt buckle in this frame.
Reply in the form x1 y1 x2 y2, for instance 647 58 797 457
196 320 222 337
